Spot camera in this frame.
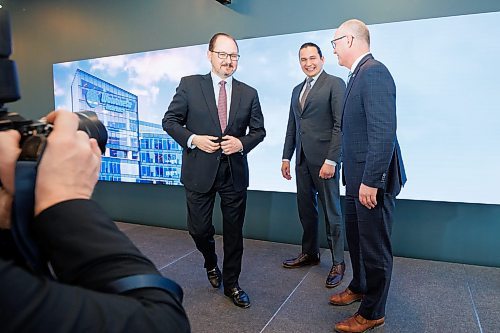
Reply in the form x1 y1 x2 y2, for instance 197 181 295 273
1 8 107 276
0 109 108 160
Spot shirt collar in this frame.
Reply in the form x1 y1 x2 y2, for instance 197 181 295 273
350 52 371 73
305 69 323 84
211 71 233 87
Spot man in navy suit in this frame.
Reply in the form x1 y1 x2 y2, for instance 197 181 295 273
281 43 347 289
163 33 266 308
328 20 406 333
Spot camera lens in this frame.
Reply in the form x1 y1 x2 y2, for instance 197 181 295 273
76 111 108 154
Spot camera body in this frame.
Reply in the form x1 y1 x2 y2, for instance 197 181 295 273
0 109 53 159
0 107 108 160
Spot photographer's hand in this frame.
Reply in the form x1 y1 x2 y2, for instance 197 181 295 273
0 130 21 229
34 110 102 216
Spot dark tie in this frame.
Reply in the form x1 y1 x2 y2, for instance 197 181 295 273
218 80 227 132
300 77 313 110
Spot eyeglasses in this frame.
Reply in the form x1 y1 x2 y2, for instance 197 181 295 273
211 50 240 61
331 35 348 49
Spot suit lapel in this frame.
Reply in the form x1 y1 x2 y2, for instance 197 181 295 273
296 80 306 115
226 78 241 133
300 71 327 114
342 53 373 113
200 73 223 132
303 71 327 111
342 54 373 111
341 54 373 129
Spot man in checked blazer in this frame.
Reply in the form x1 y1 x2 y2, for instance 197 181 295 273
329 20 407 333
163 33 265 308
281 42 347 289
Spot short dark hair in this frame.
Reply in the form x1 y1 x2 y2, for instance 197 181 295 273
299 42 322 58
208 32 239 51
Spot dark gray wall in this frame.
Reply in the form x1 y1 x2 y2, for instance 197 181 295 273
4 0 500 267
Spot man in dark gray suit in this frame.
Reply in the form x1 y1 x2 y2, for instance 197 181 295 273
163 33 265 308
329 20 406 333
281 43 346 288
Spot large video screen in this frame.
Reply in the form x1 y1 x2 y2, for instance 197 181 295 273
53 12 500 205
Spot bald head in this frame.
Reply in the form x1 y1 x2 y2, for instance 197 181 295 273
339 19 370 47
333 19 371 69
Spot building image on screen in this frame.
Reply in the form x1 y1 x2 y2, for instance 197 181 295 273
70 69 182 184
138 121 182 184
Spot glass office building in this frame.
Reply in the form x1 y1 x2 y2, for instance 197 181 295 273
71 69 139 182
70 69 181 185
138 121 182 185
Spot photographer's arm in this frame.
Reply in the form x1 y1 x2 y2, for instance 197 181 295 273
0 111 189 333
30 199 189 333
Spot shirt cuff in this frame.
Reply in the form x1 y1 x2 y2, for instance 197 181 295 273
324 159 337 166
187 134 196 149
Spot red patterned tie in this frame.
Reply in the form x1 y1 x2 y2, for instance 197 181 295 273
218 80 227 132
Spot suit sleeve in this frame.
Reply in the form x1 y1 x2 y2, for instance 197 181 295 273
162 77 193 148
282 95 297 160
326 77 346 163
361 65 397 188
238 90 266 154
0 199 190 333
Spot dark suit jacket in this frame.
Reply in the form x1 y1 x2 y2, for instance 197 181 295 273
163 74 266 193
282 71 345 166
0 199 190 333
342 54 406 196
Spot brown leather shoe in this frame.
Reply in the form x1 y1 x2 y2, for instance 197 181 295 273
326 262 345 288
282 253 320 268
329 288 363 305
334 313 384 333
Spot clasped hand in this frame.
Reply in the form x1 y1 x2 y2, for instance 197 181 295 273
192 135 242 155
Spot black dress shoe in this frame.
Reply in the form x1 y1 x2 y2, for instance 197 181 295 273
206 266 222 288
224 286 251 308
282 253 320 268
326 262 345 288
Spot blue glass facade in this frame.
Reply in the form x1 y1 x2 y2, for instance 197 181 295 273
71 69 182 185
138 121 182 185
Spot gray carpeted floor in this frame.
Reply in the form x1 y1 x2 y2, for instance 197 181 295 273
116 222 500 333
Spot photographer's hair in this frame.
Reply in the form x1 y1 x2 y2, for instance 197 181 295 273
299 42 323 58
208 32 239 51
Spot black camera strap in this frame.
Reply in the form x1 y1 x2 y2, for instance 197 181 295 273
11 134 52 276
11 160 52 276
104 274 184 304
